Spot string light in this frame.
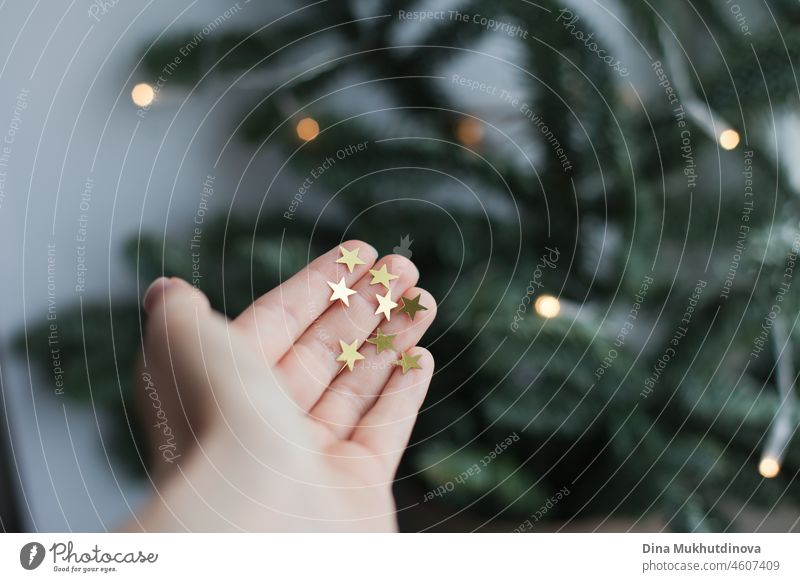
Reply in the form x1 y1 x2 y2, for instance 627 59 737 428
758 315 796 479
758 457 780 479
131 83 155 107
535 295 561 319
456 117 484 147
296 117 320 141
656 28 743 151
719 129 740 150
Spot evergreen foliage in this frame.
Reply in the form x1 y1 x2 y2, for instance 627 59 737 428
19 0 800 530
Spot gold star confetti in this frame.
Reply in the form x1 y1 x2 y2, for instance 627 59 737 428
366 327 397 354
399 294 428 320
368 264 399 290
375 290 398 321
327 277 357 307
337 339 365 372
335 245 366 272
393 351 423 374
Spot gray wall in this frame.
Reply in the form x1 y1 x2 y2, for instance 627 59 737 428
0 0 284 531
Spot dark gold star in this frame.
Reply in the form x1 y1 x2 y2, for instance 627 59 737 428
399 294 428 320
366 328 397 354
393 351 423 374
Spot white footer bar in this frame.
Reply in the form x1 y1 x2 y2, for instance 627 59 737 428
1 533 797 580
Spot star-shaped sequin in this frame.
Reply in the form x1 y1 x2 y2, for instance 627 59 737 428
366 328 397 354
399 294 428 320
337 339 365 372
335 246 366 272
327 277 357 306
393 351 423 374
368 264 399 290
375 290 398 321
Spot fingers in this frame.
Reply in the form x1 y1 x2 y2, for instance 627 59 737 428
349 347 434 478
309 287 436 438
276 254 418 411
233 241 377 363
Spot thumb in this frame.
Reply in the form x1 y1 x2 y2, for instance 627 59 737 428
141 277 300 444
140 277 222 447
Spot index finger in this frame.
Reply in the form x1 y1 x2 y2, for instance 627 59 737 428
233 241 377 363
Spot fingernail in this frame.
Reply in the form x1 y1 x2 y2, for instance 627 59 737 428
143 277 172 314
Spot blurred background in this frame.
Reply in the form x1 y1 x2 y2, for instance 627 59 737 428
2 0 800 532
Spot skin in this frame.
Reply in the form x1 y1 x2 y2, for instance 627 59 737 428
122 241 436 532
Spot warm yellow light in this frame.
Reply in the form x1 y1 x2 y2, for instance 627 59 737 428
296 117 320 141
535 295 561 319
131 83 155 107
758 457 780 479
456 117 484 147
719 129 740 150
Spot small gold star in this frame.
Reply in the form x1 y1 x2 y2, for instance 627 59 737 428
366 328 397 354
375 290 398 321
337 339 365 372
327 277 357 306
393 351 423 374
399 294 428 320
368 264 399 290
335 246 366 272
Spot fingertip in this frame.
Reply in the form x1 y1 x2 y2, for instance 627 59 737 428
143 277 173 315
390 347 434 391
340 239 378 263
407 346 434 373
143 276 209 315
381 253 419 281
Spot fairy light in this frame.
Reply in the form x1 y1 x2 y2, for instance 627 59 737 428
535 295 561 319
456 117 484 147
758 315 796 479
656 26 746 152
296 117 320 141
758 457 780 479
131 83 155 107
719 129 740 150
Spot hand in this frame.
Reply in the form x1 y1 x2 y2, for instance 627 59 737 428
123 242 436 532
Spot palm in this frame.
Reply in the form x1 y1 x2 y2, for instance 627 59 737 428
136 241 435 531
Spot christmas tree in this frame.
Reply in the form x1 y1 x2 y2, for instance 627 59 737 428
20 0 800 531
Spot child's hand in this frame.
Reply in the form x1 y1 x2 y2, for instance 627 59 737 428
125 242 436 532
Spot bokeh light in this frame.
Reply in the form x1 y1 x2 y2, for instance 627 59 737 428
296 117 320 141
456 117 484 147
719 129 740 150
131 83 155 107
758 457 780 479
535 295 561 319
